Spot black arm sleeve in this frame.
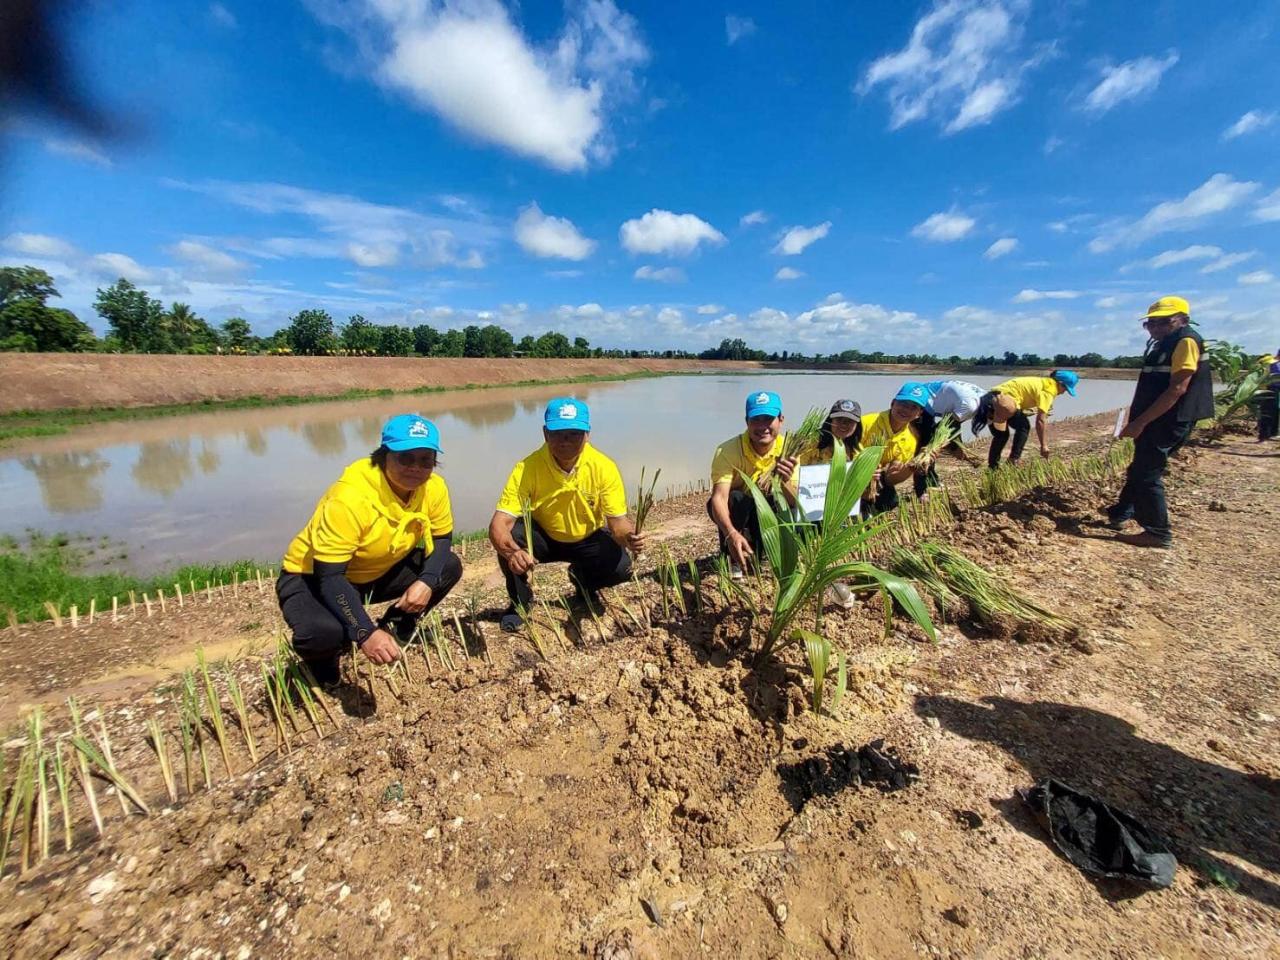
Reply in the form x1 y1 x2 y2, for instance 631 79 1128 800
312 560 378 646
417 534 454 589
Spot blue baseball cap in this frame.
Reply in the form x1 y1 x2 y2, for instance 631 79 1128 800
544 396 591 432
382 414 442 453
745 390 782 419
893 383 930 408
1052 370 1079 396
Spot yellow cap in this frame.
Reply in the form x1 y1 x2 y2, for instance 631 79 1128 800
1143 295 1190 319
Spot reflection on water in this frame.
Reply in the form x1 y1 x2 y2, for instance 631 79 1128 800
0 373 1135 574
20 452 109 513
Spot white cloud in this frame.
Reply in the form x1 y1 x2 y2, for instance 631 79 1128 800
168 179 495 269
1145 244 1222 269
1083 51 1178 114
43 138 111 167
740 210 768 227
168 240 252 279
514 203 595 261
773 221 831 256
1088 173 1259 252
1043 135 1064 154
1254 188 1280 222
1012 288 1081 303
634 265 685 283
1200 251 1255 273
619 209 725 256
87 253 154 284
1222 109 1275 140
3 232 77 259
1047 220 1069 234
1095 295 1122 308
311 0 647 171
725 15 756 45
775 267 803 280
209 3 236 28
546 268 583 278
911 209 976 242
696 304 723 315
984 237 1018 259
1239 270 1274 285
858 0 1047 133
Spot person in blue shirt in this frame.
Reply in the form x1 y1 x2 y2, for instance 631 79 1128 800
901 380 983 496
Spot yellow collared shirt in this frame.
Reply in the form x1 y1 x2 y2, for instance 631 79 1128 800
283 458 453 584
859 411 920 465
994 376 1059 415
711 431 786 489
496 442 627 544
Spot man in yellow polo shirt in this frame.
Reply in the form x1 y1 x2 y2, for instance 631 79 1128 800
1106 296 1214 548
976 369 1079 468
489 397 642 631
861 383 929 513
707 390 799 575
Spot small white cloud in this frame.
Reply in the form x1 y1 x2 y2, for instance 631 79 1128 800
1047 220 1069 233
1089 173 1259 252
984 237 1018 259
1222 109 1275 140
2 232 77 259
43 138 111 167
619 209 725 256
634 264 685 283
911 210 976 242
1043 135 1064 155
1139 244 1223 269
514 203 595 261
775 267 803 281
1254 187 1280 222
209 3 236 28
725 15 757 45
696 303 723 315
740 210 768 227
773 221 832 256
1201 251 1255 273
1239 270 1274 285
1012 288 1081 303
168 239 251 278
87 252 153 283
346 241 400 268
1095 295 1122 308
1083 51 1178 114
546 268 584 278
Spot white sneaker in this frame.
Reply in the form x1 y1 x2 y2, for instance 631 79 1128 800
828 582 856 609
729 561 744 580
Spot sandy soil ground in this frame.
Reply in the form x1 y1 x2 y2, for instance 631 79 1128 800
0 354 1137 414
0 422 1275 959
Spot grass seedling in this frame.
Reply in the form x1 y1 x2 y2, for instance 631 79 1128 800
175 694 195 793
223 666 258 764
519 603 549 660
291 669 326 735
261 664 291 754
92 709 132 816
51 739 73 852
181 671 212 789
146 717 178 804
451 610 471 662
196 649 234 777
428 612 455 670
632 466 661 536
687 559 702 613
764 407 825 491
69 733 150 816
539 599 570 652
66 698 103 836
0 738 35 875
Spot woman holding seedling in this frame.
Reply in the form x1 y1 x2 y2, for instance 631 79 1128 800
801 399 864 464
276 414 463 685
861 383 931 514
972 370 1079 468
900 380 982 495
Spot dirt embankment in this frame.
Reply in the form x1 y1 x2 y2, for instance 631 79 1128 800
0 354 1138 414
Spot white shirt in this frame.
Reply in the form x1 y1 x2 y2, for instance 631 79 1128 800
927 381 985 422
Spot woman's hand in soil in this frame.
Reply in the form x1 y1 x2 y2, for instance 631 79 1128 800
362 628 401 664
394 581 432 614
505 548 536 576
1039 446 1051 459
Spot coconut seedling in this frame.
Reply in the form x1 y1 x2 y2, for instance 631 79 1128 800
798 629 846 716
744 441 936 662
197 649 234 777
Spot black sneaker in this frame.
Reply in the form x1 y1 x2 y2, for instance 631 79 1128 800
500 608 526 633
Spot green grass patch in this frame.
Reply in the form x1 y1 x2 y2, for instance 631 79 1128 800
0 533 267 625
0 369 692 446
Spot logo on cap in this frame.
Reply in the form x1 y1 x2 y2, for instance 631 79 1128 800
755 392 769 404
408 419 429 437
838 400 855 412
558 404 578 420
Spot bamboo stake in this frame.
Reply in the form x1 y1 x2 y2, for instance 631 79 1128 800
143 594 153 618
206 582 213 603
451 611 471 662
255 569 264 592
233 572 240 597
88 598 96 624
112 596 119 622
5 608 16 630
43 601 63 627
174 583 184 607
70 605 79 629
157 588 167 614
129 590 137 613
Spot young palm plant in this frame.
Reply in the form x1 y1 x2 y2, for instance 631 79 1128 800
744 441 935 662
798 629 846 716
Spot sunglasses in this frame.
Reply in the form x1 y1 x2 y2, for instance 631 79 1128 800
392 451 436 469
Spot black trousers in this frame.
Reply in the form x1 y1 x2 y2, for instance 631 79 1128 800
1258 388 1279 440
707 488 768 559
277 547 463 670
1108 416 1194 544
988 411 1031 468
912 413 947 497
498 518 631 609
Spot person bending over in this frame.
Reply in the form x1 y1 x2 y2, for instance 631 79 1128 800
489 397 642 631
707 390 799 577
973 370 1078 468
277 415 462 685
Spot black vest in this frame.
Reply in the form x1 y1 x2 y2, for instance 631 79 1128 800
1131 327 1214 423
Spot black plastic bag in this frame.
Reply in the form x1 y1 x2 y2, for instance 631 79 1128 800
1020 778 1176 888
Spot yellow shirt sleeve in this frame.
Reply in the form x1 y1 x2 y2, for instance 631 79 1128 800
599 460 628 517
311 498 365 563
710 442 736 487
1037 381 1056 414
495 461 527 516
426 476 453 536
1171 338 1199 374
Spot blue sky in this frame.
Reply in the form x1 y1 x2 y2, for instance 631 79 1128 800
3 0 1279 356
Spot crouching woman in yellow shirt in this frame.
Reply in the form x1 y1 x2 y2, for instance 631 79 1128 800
488 397 642 632
277 415 463 685
862 384 930 514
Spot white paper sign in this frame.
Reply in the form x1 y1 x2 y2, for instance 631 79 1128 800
795 463 861 522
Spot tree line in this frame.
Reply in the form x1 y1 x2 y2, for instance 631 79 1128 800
2 266 1141 367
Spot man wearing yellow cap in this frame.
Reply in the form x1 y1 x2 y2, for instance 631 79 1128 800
1106 296 1214 548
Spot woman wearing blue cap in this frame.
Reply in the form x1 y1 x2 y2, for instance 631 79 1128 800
489 396 641 630
972 370 1078 468
861 384 931 513
276 414 463 684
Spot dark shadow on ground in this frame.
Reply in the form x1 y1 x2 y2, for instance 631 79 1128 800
916 695 1280 908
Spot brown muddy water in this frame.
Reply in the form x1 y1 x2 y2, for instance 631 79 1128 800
0 372 1133 574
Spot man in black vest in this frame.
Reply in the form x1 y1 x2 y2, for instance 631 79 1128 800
1105 296 1215 548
